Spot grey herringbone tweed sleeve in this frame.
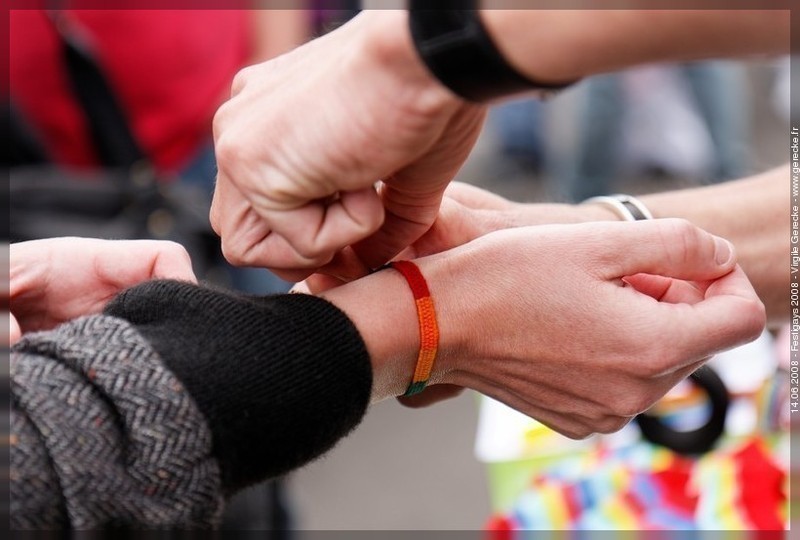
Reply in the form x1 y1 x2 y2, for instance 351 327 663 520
11 315 224 529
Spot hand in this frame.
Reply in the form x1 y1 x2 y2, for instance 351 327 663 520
325 219 765 438
9 238 196 344
300 182 609 293
210 11 485 281
397 185 637 408
434 220 764 438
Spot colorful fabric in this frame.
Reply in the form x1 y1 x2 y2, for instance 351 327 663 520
389 261 439 396
487 439 786 531
10 9 249 171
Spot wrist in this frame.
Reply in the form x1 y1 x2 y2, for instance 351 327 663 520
320 268 421 401
320 253 469 401
357 10 469 114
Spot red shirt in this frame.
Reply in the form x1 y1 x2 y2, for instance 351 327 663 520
10 10 249 171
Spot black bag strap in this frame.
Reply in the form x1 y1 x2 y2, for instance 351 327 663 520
47 11 147 168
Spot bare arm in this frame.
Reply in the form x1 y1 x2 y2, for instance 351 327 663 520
482 9 789 85
248 8 311 63
416 167 790 327
211 8 789 278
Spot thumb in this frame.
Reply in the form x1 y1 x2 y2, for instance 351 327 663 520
591 219 736 281
352 190 445 270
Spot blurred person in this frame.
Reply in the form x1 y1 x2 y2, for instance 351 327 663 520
9 7 310 294
551 61 751 203
9 8 308 175
487 99 547 173
8 7 311 532
9 220 764 528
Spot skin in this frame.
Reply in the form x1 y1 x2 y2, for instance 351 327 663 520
405 167 787 326
9 9 782 438
7 238 196 345
210 9 788 278
6 227 765 439
209 9 786 418
248 8 311 64
321 219 764 438
306 171 786 410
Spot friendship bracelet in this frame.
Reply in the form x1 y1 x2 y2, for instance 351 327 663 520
388 261 440 397
581 194 654 222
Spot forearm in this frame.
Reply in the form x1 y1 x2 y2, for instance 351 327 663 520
248 8 311 63
481 9 788 85
321 268 424 401
639 167 790 325
365 9 788 101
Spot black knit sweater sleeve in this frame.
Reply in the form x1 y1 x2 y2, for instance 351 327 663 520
11 280 373 529
103 280 373 494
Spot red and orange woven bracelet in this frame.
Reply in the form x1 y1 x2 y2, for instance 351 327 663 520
387 261 440 397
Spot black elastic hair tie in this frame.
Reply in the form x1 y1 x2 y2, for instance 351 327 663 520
407 0 576 102
635 365 729 456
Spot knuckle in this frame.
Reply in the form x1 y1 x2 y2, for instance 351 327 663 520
230 66 254 96
213 134 245 171
208 205 221 235
662 218 700 261
612 394 653 417
596 416 631 435
164 241 191 260
560 425 594 441
292 239 331 262
211 106 226 141
742 298 767 340
219 238 249 267
662 217 696 237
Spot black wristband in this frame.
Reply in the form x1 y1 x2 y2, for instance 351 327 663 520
408 1 575 103
635 366 729 456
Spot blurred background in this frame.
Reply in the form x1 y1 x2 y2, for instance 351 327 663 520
7 4 792 533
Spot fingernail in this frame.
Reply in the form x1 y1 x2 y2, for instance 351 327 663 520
714 237 734 265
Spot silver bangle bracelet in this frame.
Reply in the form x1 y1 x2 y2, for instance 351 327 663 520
581 194 654 222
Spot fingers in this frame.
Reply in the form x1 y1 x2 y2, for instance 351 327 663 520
146 242 197 283
316 247 371 283
300 274 347 295
443 182 515 211
263 186 384 263
93 240 197 290
592 219 736 281
692 265 767 352
213 173 385 272
642 266 765 372
622 273 706 304
8 312 21 346
351 184 445 270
